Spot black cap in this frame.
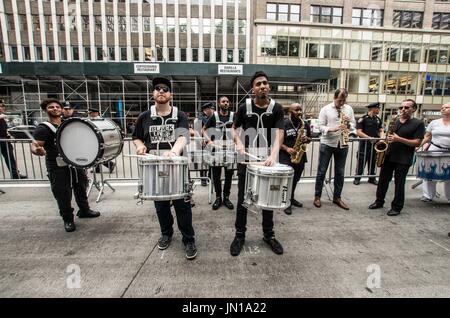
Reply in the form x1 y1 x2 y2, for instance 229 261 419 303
63 101 72 109
367 102 380 109
152 77 172 91
201 102 215 110
250 71 269 88
89 108 99 113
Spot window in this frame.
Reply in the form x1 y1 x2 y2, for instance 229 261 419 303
7 14 15 31
35 46 43 61
191 18 199 34
167 18 175 33
226 19 234 34
96 47 103 61
19 14 27 32
180 48 187 61
204 48 210 62
155 17 163 33
402 48 420 63
432 13 450 30
69 15 76 31
106 15 114 32
11 46 18 60
215 19 223 34
33 16 40 32
387 47 400 62
427 49 449 64
179 18 187 33
371 45 382 61
393 11 423 29
109 47 115 60
45 15 53 31
323 44 341 59
227 49 233 62
23 46 30 60
216 49 222 62
72 46 79 61
57 15 65 31
169 48 175 61
48 47 55 61
192 48 198 62
156 46 164 61
82 16 90 31
239 49 245 63
143 17 150 32
307 43 318 58
120 47 127 61
60 46 67 61
310 6 343 24
95 16 102 32
203 19 210 34
238 20 246 35
352 8 383 27
133 47 139 61
144 47 152 61
289 37 299 57
277 36 288 56
266 3 300 22
84 47 91 61
118 16 126 32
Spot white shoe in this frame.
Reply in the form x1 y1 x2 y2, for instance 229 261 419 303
420 196 432 202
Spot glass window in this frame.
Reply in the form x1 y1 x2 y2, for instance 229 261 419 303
48 47 55 61
11 46 18 60
35 46 43 61
95 16 102 32
60 46 67 61
131 17 138 32
432 13 450 30
393 11 423 29
238 20 246 35
215 19 223 34
371 45 382 61
144 47 152 61
96 47 103 61
180 48 187 61
289 37 299 57
180 18 188 33
167 18 175 33
203 19 211 34
191 18 199 34
192 48 198 62
84 47 91 61
155 17 163 33
72 46 79 61
169 48 175 61
33 16 40 32
23 47 31 60
310 6 342 24
277 36 288 56
106 16 114 32
266 3 277 20
143 17 151 32
239 49 245 63
307 43 318 58
120 47 127 61
45 15 53 32
133 47 139 61
227 19 234 34
216 49 222 62
118 16 126 32
227 49 233 62
19 14 27 32
82 16 90 31
352 8 384 27
204 48 210 62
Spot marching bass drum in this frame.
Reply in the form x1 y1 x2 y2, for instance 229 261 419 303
416 151 450 181
243 163 294 210
56 117 124 168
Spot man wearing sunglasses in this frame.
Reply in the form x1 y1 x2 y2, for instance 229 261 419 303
369 99 425 216
132 77 197 260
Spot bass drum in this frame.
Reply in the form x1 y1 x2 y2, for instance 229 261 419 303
56 118 124 168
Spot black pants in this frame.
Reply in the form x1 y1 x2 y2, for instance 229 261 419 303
154 199 195 244
355 141 376 181
280 158 305 202
375 161 410 212
0 140 19 179
48 166 90 221
211 166 234 198
235 164 274 239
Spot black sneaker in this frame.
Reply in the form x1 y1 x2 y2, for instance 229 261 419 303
64 219 76 232
157 235 172 250
77 209 101 218
263 236 283 255
284 206 292 215
212 197 222 210
185 242 197 260
223 197 234 210
291 199 303 208
230 236 245 256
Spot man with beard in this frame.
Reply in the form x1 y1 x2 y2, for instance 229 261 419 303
132 77 197 260
61 102 81 120
230 71 285 256
368 99 425 216
279 103 312 215
203 96 235 210
31 99 100 232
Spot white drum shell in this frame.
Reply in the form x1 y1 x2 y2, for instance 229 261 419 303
204 150 237 168
416 151 450 181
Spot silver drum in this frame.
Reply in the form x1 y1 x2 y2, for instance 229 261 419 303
204 150 237 168
188 150 208 170
243 163 294 210
416 151 450 181
138 156 191 201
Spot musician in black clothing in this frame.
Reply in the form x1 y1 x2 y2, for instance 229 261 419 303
203 96 235 210
31 99 100 233
354 102 383 185
196 103 215 186
279 103 312 215
368 99 425 216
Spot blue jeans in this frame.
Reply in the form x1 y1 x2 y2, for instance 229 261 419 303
154 199 195 244
314 143 348 199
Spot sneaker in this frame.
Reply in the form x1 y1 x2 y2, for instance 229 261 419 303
291 199 303 208
223 197 234 210
185 242 197 260
284 206 292 215
212 197 222 210
263 236 283 255
230 236 245 256
420 196 432 202
157 235 172 250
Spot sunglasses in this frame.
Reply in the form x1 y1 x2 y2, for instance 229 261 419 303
154 85 170 93
398 106 411 110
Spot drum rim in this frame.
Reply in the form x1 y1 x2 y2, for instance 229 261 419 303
247 163 294 175
416 150 450 157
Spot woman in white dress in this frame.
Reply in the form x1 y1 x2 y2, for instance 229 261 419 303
420 103 450 202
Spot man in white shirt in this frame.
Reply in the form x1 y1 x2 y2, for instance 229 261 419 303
313 88 355 210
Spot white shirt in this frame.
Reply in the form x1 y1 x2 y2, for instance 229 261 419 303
427 118 450 149
319 102 356 148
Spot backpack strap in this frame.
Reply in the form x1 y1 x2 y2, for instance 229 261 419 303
40 122 57 134
267 98 275 113
229 111 234 123
246 98 252 116
214 111 220 123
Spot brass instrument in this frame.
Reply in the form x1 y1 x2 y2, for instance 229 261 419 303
375 115 398 167
291 118 307 164
338 107 349 148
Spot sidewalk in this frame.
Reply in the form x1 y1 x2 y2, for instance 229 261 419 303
0 180 449 298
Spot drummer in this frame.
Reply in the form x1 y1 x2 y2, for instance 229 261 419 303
368 99 425 216
420 103 450 202
132 77 197 260
31 99 101 233
230 71 285 256
203 96 235 211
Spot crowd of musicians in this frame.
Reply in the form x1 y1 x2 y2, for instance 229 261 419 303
1 71 449 260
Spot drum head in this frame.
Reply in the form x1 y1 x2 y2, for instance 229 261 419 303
57 119 100 167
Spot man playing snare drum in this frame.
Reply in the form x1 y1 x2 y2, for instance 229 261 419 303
132 77 197 260
230 71 285 256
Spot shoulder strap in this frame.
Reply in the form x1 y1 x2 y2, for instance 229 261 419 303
267 98 275 113
150 105 157 118
214 111 220 123
40 122 57 134
229 111 234 123
171 106 178 120
246 98 252 116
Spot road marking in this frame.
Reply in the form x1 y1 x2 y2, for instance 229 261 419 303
429 239 450 252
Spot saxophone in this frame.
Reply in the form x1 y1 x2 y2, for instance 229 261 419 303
338 107 349 148
291 119 308 164
375 115 398 167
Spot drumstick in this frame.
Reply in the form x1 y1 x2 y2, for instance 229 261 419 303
23 129 37 143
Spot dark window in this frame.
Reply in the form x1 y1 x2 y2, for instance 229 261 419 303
204 48 210 62
48 47 55 61
11 46 18 60
307 43 318 58
289 38 299 57
393 10 423 29
120 47 127 61
180 48 187 62
169 48 175 61
192 48 198 62
239 49 245 63
216 49 222 62
35 46 43 61
84 47 91 61
432 13 450 30
227 49 233 63
310 6 343 24
72 47 79 61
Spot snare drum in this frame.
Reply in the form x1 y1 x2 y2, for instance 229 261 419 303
416 151 450 181
138 155 192 201
204 150 237 168
243 163 294 210
56 118 123 168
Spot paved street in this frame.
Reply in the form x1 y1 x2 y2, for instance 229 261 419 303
0 179 449 298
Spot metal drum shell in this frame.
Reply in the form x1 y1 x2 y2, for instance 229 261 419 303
138 156 189 201
244 164 294 210
188 150 208 170
416 151 450 181
204 150 237 169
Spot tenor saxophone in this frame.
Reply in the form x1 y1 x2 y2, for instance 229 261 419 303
291 119 308 164
375 115 398 167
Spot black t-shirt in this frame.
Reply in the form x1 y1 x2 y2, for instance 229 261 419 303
0 118 8 138
279 116 311 164
132 107 189 152
356 114 382 138
386 117 425 166
233 99 284 148
33 122 60 168
204 111 234 141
